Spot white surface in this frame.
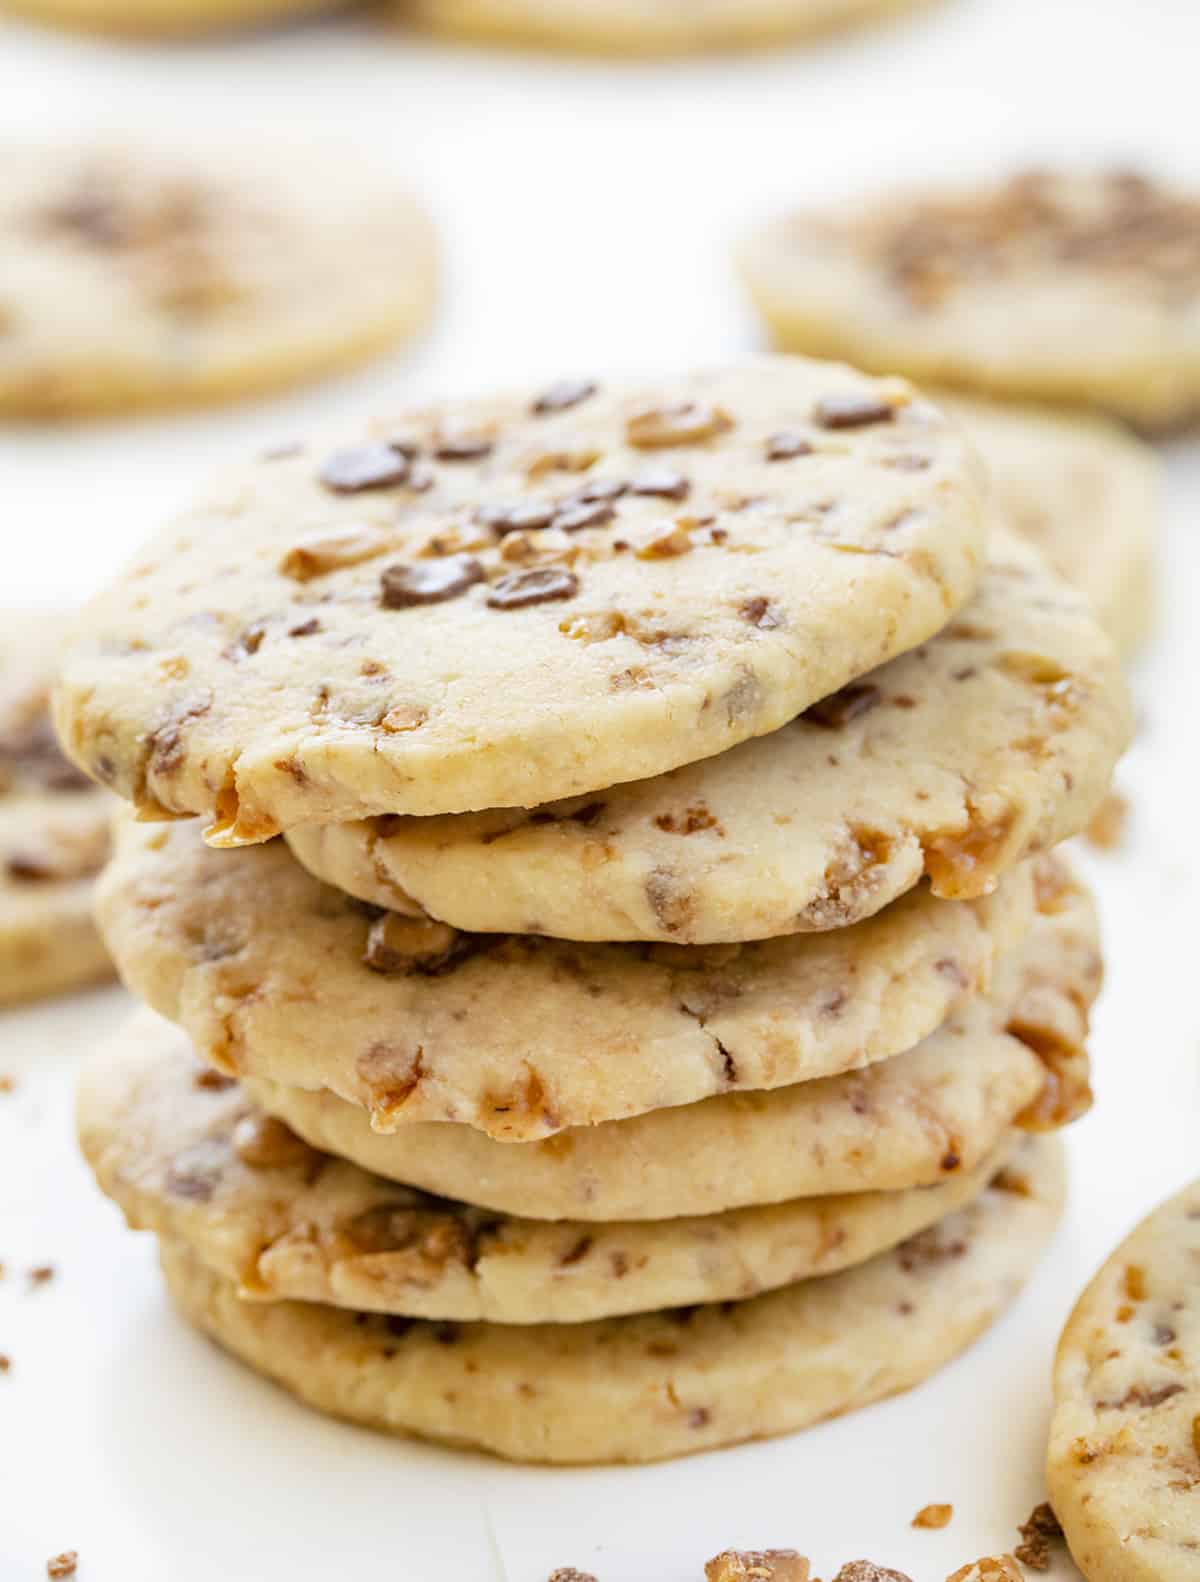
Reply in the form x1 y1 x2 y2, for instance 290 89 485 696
1 1 1198 1577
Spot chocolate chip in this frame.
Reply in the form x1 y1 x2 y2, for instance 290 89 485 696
380 556 484 609
804 682 882 728
433 431 493 462
570 477 627 504
477 501 557 535
553 501 615 533
765 430 813 461
629 467 690 501
287 618 321 637
319 443 412 494
487 569 579 609
6 852 54 882
532 379 598 416
739 596 781 629
813 393 896 430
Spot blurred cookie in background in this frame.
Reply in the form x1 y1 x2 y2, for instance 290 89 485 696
388 0 943 57
0 0 343 37
0 143 437 418
741 168 1200 433
0 612 112 1007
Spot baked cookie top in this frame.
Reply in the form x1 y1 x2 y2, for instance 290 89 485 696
286 529 1130 943
96 813 1041 1141
0 142 436 417
742 169 1200 429
1049 1178 1200 1582
55 360 987 833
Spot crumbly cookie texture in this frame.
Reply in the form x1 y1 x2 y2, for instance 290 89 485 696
0 142 436 417
741 169 1200 431
97 813 1039 1140
0 611 112 1006
1049 1178 1200 1582
391 0 935 56
157 1135 1065 1464
946 398 1157 657
78 1009 1019 1325
55 360 986 832
286 529 1130 943
246 858 1099 1218
1 0 339 32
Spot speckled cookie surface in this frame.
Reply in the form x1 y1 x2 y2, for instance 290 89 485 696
0 0 337 33
285 529 1129 943
79 1010 1017 1324
0 611 112 1006
741 169 1200 431
97 813 1038 1141
1048 1179 1200 1582
247 859 1098 1218
0 143 436 417
156 1135 1065 1464
55 361 986 833
948 398 1158 657
393 0 935 57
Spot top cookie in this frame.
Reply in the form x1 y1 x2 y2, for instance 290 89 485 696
741 169 1200 431
0 142 437 417
54 360 986 834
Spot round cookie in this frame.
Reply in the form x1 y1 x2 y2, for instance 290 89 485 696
96 812 1038 1140
78 1010 1018 1325
391 0 937 57
946 398 1157 657
248 859 1099 1218
0 611 112 1006
1048 1179 1200 1582
0 142 436 418
0 0 339 33
156 1136 1066 1464
741 168 1200 432
54 360 987 834
286 529 1130 943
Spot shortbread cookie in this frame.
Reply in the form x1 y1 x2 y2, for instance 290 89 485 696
392 0 935 57
1048 1179 1200 1582
741 169 1200 431
947 398 1157 657
157 1136 1065 1464
97 813 1038 1140
55 361 986 834
249 860 1098 1218
0 143 436 417
286 530 1130 943
79 1010 1019 1324
0 0 338 33
0 612 112 1005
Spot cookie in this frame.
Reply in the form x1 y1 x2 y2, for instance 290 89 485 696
740 168 1200 432
946 398 1157 657
0 142 436 417
0 0 336 32
0 612 112 1005
54 361 987 835
1048 1179 1200 1582
391 0 935 57
246 859 1098 1218
285 529 1130 943
96 813 1038 1140
79 1010 1019 1325
155 1135 1065 1464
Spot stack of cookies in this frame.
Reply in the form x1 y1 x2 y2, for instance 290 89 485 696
60 358 1130 1464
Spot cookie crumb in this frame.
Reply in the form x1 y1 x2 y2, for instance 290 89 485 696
912 1504 953 1530
706 1552 810 1582
0 1074 15 1093
47 1554 78 1579
29 1264 55 1288
0 1353 10 1373
832 1565 912 1582
945 1558 1022 1582
1085 791 1127 851
1013 1503 1063 1571
547 1570 597 1582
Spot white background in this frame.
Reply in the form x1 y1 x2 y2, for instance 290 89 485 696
2 1 1199 1577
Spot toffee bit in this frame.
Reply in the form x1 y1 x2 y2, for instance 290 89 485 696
28 1264 55 1288
47 1553 78 1579
1013 1502 1063 1571
912 1503 953 1529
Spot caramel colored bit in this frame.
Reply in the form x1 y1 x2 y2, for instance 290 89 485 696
364 914 459 974
832 1565 912 1582
1192 1415 1200 1461
923 805 1019 899
1086 791 1128 852
1009 1023 1093 1131
1124 1264 1148 1302
945 1559 1022 1582
625 401 733 449
46 1554 78 1579
232 1113 316 1171
1032 858 1071 915
380 703 428 734
706 1551 810 1582
547 1571 597 1582
1014 1503 1062 1571
912 1504 953 1529
280 525 392 582
635 522 694 559
346 1203 470 1266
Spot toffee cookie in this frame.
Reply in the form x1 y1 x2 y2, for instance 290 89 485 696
97 813 1039 1140
156 1135 1066 1464
0 142 436 416
286 529 1130 942
245 859 1099 1218
54 360 987 833
741 169 1200 431
78 1011 1019 1324
1048 1178 1200 1582
0 612 112 1005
